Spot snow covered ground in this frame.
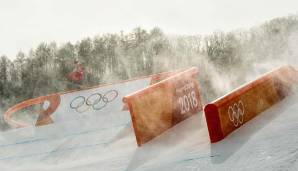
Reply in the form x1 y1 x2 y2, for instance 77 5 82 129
1 91 298 171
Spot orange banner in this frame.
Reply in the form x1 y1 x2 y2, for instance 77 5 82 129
4 94 60 128
204 65 298 143
123 67 203 146
4 69 183 128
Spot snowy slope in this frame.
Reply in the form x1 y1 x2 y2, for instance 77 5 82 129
1 92 298 171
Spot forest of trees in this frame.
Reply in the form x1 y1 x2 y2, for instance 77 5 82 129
0 14 297 113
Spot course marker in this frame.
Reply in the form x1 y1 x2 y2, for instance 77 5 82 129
204 65 298 143
3 70 181 128
123 67 203 146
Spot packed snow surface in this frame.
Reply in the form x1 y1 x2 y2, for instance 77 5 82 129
1 92 298 171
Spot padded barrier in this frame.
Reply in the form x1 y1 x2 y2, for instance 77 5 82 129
3 94 60 128
123 67 203 146
204 65 298 143
4 70 178 128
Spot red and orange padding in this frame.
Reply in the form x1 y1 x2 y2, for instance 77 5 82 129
123 67 203 146
204 65 298 143
3 94 61 128
3 69 183 128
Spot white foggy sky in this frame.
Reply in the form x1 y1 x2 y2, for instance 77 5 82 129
0 0 297 59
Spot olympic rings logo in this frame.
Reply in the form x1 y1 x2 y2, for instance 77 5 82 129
228 100 245 127
70 90 118 113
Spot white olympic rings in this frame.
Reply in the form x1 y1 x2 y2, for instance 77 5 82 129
228 100 245 127
70 90 118 113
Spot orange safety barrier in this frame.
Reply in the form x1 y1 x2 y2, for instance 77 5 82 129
3 69 181 128
204 65 298 143
3 94 61 128
123 67 203 146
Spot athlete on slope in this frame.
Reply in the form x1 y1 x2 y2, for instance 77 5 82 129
68 59 84 88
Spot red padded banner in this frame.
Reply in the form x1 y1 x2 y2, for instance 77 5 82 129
204 65 298 143
123 67 203 146
4 69 180 128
